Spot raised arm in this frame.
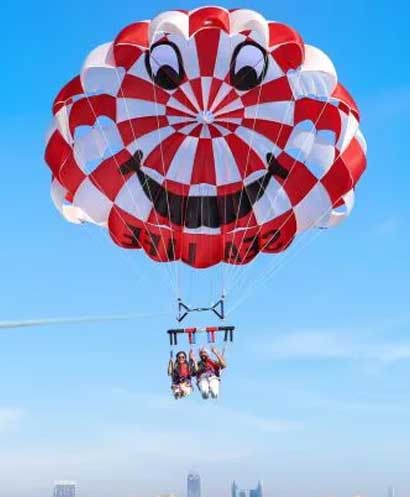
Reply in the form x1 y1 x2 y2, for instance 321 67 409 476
168 358 174 376
211 347 226 369
189 349 198 373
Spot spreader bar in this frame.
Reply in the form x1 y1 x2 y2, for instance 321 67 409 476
167 325 235 346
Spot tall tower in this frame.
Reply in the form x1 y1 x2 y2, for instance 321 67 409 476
257 480 263 497
232 481 238 497
187 472 201 497
388 486 396 497
53 482 76 497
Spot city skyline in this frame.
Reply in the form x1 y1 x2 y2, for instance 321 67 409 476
54 482 76 497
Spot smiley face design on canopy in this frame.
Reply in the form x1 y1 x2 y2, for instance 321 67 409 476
45 6 367 268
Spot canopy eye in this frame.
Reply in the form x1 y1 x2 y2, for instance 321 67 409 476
146 41 185 90
230 41 268 91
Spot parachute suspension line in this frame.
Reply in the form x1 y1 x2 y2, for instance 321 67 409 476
74 82 179 302
225 68 340 300
227 87 357 312
149 62 181 298
82 223 175 315
222 80 265 289
223 55 317 296
113 57 180 300
226 197 338 316
59 101 178 303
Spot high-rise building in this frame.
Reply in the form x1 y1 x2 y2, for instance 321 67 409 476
54 482 76 497
257 480 263 497
187 472 201 497
232 481 239 497
388 486 396 497
235 480 262 497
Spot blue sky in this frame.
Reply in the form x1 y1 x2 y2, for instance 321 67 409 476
1 1 410 497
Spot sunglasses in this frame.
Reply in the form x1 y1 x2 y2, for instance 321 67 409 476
177 355 186 360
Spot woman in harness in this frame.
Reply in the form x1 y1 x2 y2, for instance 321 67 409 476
168 350 195 399
192 346 226 399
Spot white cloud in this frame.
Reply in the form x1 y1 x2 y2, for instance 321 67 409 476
258 326 410 365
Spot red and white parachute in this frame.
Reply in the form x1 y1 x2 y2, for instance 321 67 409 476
45 6 366 275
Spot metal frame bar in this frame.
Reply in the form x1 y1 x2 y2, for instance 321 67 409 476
177 298 225 322
167 325 235 347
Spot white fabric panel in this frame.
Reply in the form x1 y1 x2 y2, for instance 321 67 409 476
245 101 294 125
288 44 337 99
81 43 125 95
253 178 291 224
115 174 153 221
54 107 73 144
214 31 236 80
116 98 166 121
51 179 86 224
336 111 359 153
189 184 217 196
355 128 367 155
230 9 269 46
212 123 233 137
175 37 200 79
72 178 112 224
201 77 213 109
127 54 153 82
166 136 198 184
214 97 243 115
294 182 332 233
178 82 200 111
320 189 355 228
127 126 174 157
200 125 211 138
285 120 316 163
183 226 221 235
166 96 196 116
235 126 282 159
177 122 201 135
262 55 285 83
73 120 123 171
243 170 267 186
141 166 164 184
149 11 189 42
305 129 336 178
210 82 232 112
212 137 242 185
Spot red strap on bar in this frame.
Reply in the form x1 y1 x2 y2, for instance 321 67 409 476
206 326 217 343
185 327 196 345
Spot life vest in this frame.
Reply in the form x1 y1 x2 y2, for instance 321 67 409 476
196 358 220 378
172 362 192 384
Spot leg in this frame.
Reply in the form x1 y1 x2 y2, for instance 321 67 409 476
198 377 210 399
180 382 193 398
209 377 220 399
171 384 182 400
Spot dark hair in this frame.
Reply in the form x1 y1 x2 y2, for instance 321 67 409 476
176 351 187 360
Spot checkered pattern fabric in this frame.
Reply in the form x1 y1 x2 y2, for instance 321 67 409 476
45 6 367 268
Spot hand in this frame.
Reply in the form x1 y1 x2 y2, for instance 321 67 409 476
211 346 219 355
189 350 195 361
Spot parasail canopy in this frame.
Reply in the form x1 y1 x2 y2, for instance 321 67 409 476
45 6 367 270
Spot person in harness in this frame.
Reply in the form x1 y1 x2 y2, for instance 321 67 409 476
168 350 195 399
192 346 226 399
